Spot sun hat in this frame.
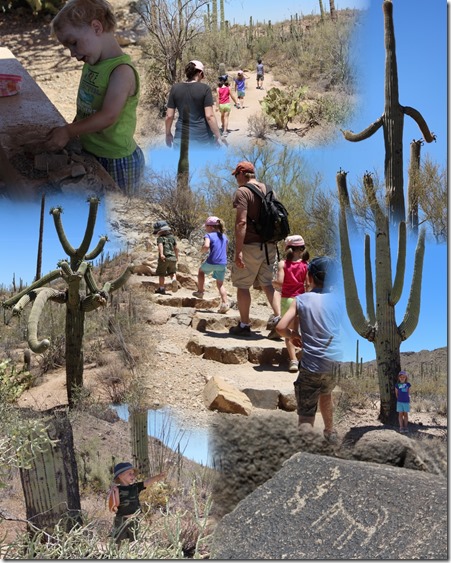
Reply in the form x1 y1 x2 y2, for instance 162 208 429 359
157 225 172 234
190 60 204 72
153 220 168 234
113 462 135 480
285 235 305 249
231 161 255 176
237 70 244 75
205 216 220 226
399 370 409 377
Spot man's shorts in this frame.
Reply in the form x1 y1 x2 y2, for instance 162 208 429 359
257 74 264 81
294 367 336 418
155 259 177 276
231 242 276 289
396 401 410 413
200 262 227 282
237 90 245 98
219 103 231 113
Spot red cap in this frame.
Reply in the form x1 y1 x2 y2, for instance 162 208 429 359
231 161 255 176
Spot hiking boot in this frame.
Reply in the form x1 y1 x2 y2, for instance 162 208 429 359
171 278 178 292
192 291 204 298
155 287 166 295
229 323 252 337
288 360 299 373
218 303 230 314
266 314 281 330
267 328 282 340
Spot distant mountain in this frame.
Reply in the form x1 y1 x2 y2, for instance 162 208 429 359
341 347 447 377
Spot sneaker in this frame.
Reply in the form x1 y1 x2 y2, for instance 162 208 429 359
229 323 252 337
218 303 230 314
288 360 299 373
266 315 281 330
222 132 228 137
171 278 178 292
323 430 339 445
267 328 282 340
192 291 204 298
155 287 166 295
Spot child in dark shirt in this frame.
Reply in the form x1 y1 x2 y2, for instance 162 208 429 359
108 462 166 543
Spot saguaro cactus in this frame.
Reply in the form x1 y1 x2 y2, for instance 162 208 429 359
20 410 82 535
341 1 435 226
338 171 425 424
3 196 134 407
130 408 150 476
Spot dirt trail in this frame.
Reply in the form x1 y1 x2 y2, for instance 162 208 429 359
219 70 276 147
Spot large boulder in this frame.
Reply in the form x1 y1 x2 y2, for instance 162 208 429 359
203 376 253 415
211 452 447 559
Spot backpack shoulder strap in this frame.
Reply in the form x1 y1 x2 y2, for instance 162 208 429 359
244 182 272 198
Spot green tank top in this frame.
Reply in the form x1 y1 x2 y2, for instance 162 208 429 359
76 54 139 158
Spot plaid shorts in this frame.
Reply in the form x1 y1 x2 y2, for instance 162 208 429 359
96 145 145 195
294 366 336 418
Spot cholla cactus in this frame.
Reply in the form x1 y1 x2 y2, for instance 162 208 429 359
3 196 133 407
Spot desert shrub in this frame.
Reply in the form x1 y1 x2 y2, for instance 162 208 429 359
38 334 65 374
303 92 355 127
247 112 272 139
0 358 34 403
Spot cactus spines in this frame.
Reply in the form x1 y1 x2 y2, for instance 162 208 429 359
2 198 132 407
341 0 435 226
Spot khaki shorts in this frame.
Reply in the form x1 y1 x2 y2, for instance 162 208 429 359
231 243 276 289
294 367 336 418
155 259 177 276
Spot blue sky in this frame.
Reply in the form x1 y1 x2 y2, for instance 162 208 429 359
0 0 447 363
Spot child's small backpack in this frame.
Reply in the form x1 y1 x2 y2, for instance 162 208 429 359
107 485 120 512
244 183 290 243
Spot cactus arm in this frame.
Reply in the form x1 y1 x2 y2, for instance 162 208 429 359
337 174 375 341
84 265 101 293
109 265 134 292
336 169 358 235
2 270 62 308
390 221 406 305
364 234 376 324
77 197 101 257
50 207 76 256
341 117 383 142
85 236 108 261
402 106 436 143
12 287 66 316
28 288 66 353
81 293 108 312
398 228 426 340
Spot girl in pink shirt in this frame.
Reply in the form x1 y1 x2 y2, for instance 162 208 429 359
273 235 309 372
216 79 237 138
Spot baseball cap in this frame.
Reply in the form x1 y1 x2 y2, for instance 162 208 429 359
285 235 305 248
308 257 335 284
205 216 220 226
113 462 135 479
157 225 172 234
153 220 168 234
231 161 255 176
190 60 204 72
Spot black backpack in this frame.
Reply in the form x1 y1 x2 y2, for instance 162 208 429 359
244 183 290 243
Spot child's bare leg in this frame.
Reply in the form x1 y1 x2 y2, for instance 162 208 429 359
398 412 403 429
223 111 230 132
216 279 228 304
285 337 297 362
197 269 205 293
319 393 334 434
159 276 165 287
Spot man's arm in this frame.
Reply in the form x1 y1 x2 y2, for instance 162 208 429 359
234 205 247 269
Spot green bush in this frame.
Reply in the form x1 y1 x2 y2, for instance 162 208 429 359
260 86 307 130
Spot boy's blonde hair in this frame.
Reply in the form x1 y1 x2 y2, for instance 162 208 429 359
51 0 116 33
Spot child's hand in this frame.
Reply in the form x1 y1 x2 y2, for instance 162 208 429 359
165 132 174 148
44 125 71 152
160 255 166 262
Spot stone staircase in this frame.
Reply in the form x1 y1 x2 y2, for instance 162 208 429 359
137 276 300 415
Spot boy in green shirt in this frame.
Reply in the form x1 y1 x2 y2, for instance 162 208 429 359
45 0 144 195
155 225 179 294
